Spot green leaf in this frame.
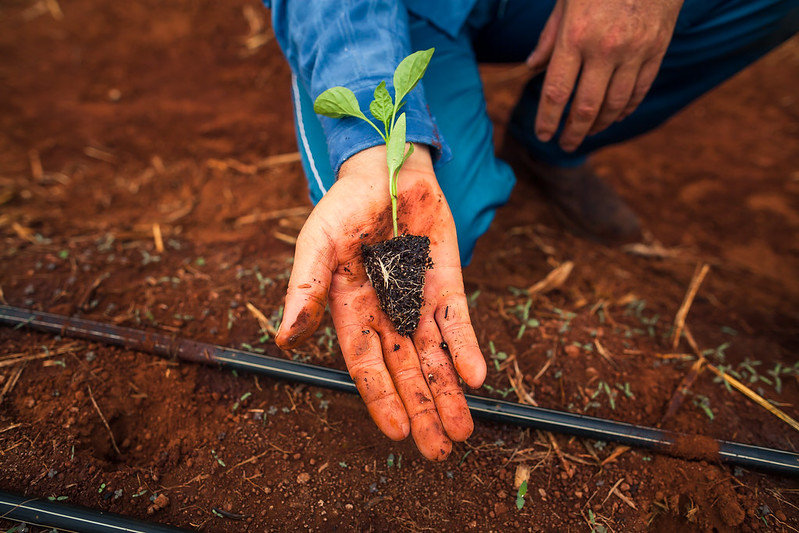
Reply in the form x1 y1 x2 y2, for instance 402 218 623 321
393 48 434 106
399 141 414 168
369 81 393 131
386 112 407 180
516 480 527 510
314 86 366 120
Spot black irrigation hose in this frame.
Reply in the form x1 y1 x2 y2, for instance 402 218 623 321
0 491 190 532
2 304 798 479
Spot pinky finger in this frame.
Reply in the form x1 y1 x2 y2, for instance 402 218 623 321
435 298 486 389
617 56 663 122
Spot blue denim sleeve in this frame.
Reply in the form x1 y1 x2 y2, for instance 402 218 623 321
263 0 451 175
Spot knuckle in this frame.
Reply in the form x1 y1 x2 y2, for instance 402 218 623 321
599 33 623 54
572 103 600 121
409 404 438 421
347 353 379 381
542 84 571 106
392 366 421 387
604 95 629 111
563 23 588 48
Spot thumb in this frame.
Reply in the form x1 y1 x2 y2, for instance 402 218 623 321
275 219 337 349
526 0 563 71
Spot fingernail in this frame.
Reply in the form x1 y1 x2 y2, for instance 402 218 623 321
536 130 552 143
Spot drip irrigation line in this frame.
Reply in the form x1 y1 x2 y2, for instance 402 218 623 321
2 304 798 477
0 491 190 532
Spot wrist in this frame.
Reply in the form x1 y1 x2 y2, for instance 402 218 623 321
340 143 434 179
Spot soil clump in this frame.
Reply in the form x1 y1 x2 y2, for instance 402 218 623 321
361 234 432 336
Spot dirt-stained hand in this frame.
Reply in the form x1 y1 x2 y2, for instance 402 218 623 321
275 144 486 461
527 0 683 151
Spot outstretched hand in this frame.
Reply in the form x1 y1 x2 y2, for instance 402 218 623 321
528 0 683 151
276 144 486 461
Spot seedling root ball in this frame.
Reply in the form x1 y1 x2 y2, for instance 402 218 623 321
361 234 432 336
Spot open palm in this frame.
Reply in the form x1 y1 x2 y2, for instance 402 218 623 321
275 145 485 460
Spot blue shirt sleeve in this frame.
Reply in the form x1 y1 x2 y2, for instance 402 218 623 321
264 0 451 176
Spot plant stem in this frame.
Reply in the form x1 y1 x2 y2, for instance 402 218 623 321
358 115 387 143
390 168 399 238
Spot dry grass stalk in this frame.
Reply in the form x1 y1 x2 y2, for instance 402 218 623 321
207 152 299 175
45 0 63 20
546 432 575 478
513 464 531 489
0 343 77 368
0 364 26 405
273 231 298 246
601 478 625 507
11 222 37 243
600 445 631 466
611 484 637 510
241 5 274 50
670 263 710 350
29 150 43 181
76 272 110 312
152 223 164 254
528 261 574 296
661 357 707 424
594 339 618 368
242 5 264 35
83 146 117 164
532 357 553 384
88 385 121 456
707 364 799 433
245 32 274 51
246 302 277 336
150 155 166 173
235 205 311 227
0 423 23 434
257 152 301 168
507 359 537 406
682 326 799 433
622 241 682 259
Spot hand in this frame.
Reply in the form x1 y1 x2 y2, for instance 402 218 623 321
275 145 486 461
527 0 683 151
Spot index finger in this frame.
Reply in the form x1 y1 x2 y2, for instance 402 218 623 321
535 44 581 143
275 216 337 349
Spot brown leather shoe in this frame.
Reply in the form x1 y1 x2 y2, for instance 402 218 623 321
500 135 642 245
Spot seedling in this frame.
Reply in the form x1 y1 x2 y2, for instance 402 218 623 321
516 480 527 510
487 340 508 371
314 49 436 336
693 394 714 420
210 449 226 467
314 48 433 238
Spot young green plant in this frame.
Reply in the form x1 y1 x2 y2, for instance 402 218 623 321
313 48 434 237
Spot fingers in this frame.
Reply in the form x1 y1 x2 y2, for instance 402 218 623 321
588 64 637 135
526 0 563 74
379 328 452 462
534 43 581 144
618 55 663 122
435 293 486 389
559 63 614 151
275 217 337 349
336 315 410 441
413 307 474 442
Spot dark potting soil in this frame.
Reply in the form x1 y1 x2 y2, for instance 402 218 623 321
361 234 433 337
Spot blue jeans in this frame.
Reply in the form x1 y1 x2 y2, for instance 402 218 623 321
291 0 799 265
